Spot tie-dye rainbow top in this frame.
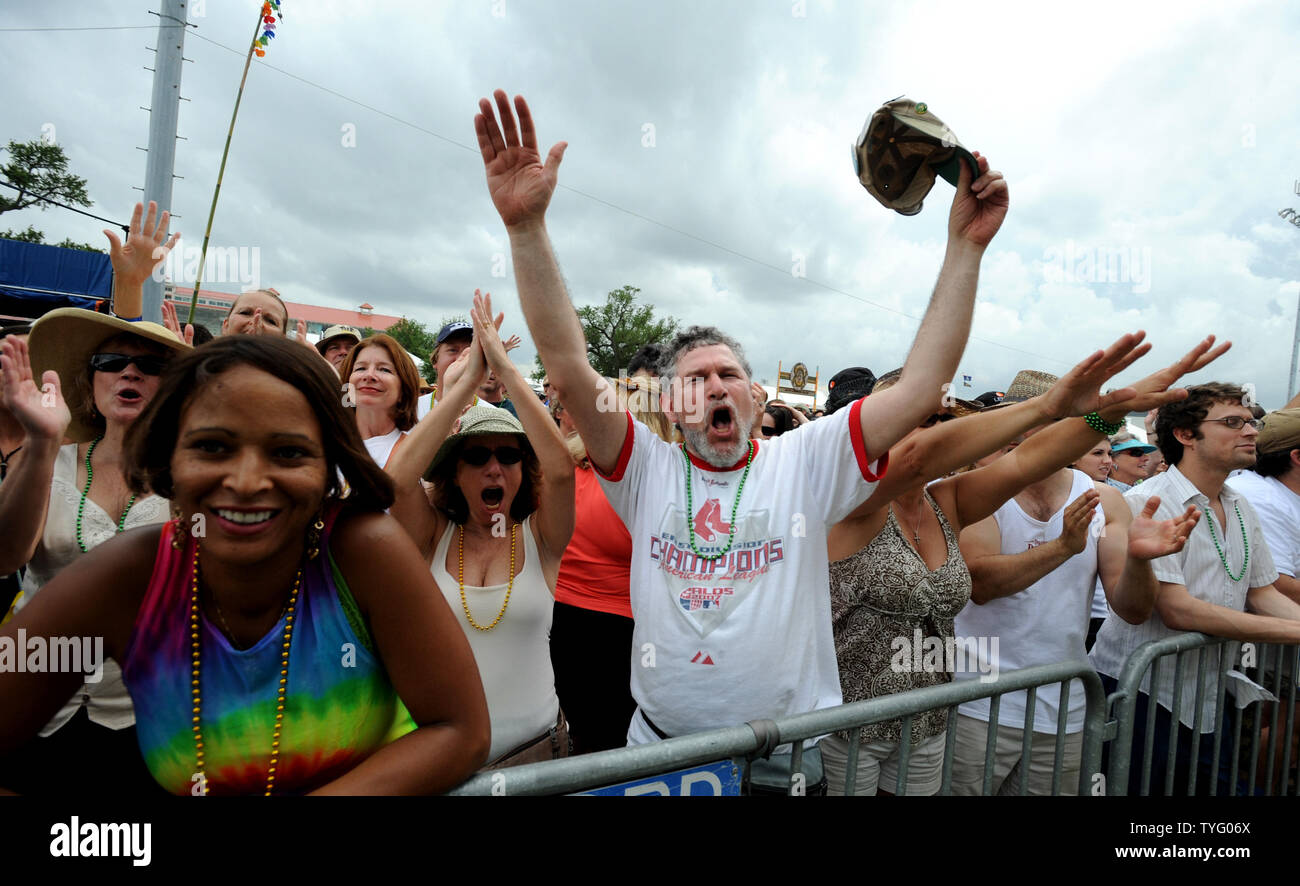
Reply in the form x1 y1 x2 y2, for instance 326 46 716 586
121 504 415 795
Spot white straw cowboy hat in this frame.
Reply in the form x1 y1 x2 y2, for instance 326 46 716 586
28 308 189 443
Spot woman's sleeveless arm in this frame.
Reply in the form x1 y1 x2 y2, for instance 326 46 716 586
0 526 157 754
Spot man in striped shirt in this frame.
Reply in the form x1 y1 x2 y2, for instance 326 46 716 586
1092 382 1298 794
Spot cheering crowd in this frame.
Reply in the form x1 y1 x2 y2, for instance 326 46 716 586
1 90 1298 796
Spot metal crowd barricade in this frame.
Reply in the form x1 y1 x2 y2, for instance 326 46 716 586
1103 633 1300 796
449 660 1108 796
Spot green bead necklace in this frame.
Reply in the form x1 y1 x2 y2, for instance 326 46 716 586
681 440 753 561
76 435 137 553
1204 500 1250 583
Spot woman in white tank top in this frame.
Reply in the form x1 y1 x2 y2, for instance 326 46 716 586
385 292 575 767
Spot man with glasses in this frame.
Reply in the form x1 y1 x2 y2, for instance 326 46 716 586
1092 383 1300 795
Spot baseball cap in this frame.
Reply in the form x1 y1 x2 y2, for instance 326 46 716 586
436 321 472 345
853 97 978 216
1111 438 1157 456
825 366 876 415
1257 408 1300 455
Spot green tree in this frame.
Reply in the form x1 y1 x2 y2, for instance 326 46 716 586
0 139 91 215
577 285 678 378
383 317 438 383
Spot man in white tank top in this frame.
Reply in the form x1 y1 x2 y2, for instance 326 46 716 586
950 382 1192 795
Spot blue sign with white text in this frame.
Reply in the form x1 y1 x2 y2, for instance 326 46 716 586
575 760 742 796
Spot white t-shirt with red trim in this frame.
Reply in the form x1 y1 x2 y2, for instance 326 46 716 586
594 398 887 743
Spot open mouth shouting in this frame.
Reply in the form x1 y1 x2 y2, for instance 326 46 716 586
116 387 145 407
481 486 506 511
707 403 736 441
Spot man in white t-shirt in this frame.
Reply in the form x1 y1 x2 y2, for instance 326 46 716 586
1229 408 1300 604
952 371 1194 795
472 89 1008 741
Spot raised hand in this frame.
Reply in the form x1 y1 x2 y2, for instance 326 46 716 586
103 201 180 288
1059 489 1100 556
502 334 522 353
296 318 309 346
475 90 568 228
947 151 1009 248
1037 332 1150 420
1128 497 1200 561
471 289 511 373
1100 335 1232 419
0 337 70 443
159 301 195 346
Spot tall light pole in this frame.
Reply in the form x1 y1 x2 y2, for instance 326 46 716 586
140 0 190 323
1287 184 1300 401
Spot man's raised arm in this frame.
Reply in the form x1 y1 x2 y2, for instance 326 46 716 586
475 90 626 474
858 152 1009 461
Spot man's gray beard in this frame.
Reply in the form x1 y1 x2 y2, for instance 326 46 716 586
683 424 751 468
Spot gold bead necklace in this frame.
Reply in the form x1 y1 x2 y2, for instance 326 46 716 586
189 545 302 796
458 521 516 631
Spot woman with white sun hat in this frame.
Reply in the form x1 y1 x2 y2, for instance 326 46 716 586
0 307 188 794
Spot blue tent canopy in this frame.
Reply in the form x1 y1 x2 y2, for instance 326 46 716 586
0 238 112 318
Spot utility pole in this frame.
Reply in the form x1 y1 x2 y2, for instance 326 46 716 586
140 0 190 323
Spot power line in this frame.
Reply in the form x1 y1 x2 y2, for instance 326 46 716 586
182 30 1070 367
0 25 177 32
0 179 128 231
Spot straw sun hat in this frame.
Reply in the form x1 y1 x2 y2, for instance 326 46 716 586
27 308 189 443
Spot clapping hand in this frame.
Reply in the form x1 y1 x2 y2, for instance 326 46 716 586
1058 489 1100 556
0 336 70 443
471 289 511 374
160 301 196 346
1128 497 1201 561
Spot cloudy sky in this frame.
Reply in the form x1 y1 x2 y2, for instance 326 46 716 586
4 0 1299 406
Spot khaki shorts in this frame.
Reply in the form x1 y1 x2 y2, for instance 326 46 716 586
820 731 949 796
948 713 1082 796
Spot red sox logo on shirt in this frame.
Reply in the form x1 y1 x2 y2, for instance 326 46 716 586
648 503 785 638
692 498 732 541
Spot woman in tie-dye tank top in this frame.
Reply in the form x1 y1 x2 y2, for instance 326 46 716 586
0 336 489 795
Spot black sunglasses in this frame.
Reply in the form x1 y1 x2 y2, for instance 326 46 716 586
761 426 778 437
459 445 524 466
90 353 167 376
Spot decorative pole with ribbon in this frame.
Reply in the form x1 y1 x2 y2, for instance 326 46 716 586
188 1 282 324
